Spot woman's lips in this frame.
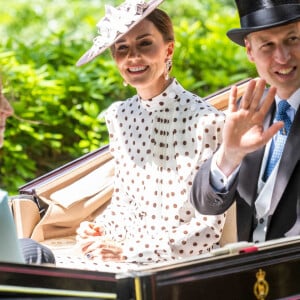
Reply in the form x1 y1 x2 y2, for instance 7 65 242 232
127 66 148 73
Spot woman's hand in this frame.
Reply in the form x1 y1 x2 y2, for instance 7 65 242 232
76 221 104 237
217 78 283 176
76 221 124 262
76 221 104 243
82 238 125 262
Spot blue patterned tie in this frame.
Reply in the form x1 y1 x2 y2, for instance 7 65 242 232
263 100 292 181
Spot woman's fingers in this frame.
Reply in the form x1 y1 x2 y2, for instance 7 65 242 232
76 221 103 239
83 239 124 261
81 240 95 253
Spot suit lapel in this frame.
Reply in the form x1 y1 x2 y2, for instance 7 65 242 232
236 103 275 240
239 148 264 206
270 106 300 214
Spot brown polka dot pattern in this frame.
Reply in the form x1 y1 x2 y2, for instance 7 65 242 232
95 79 226 263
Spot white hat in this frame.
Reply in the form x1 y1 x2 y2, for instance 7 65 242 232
76 0 164 66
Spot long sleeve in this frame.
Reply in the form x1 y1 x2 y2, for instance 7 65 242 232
190 157 238 216
95 181 225 262
92 79 226 263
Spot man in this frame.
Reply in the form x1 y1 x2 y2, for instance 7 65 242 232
0 79 55 264
191 0 300 243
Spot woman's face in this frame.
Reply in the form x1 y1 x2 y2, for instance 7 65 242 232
112 19 174 99
0 84 13 148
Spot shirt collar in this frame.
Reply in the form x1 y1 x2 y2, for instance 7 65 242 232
275 88 300 112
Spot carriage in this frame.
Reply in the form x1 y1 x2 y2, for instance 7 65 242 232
2 79 300 300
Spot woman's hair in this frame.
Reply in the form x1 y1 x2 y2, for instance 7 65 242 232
146 8 174 43
110 8 174 55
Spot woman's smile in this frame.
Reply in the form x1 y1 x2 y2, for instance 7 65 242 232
127 65 149 74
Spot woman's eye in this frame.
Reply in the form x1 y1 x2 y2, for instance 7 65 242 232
116 45 128 51
140 40 152 47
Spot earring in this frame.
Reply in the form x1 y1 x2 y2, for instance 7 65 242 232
164 59 172 81
123 81 128 87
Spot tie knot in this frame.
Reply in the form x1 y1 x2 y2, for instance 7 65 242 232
276 100 290 120
276 100 291 135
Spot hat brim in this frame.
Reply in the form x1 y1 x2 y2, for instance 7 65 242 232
227 16 300 47
76 0 164 66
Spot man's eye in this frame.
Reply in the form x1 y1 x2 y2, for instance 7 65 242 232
289 36 300 43
261 43 272 49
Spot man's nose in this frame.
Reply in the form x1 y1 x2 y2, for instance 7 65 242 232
274 45 291 63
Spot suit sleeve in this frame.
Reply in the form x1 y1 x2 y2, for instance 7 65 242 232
190 157 238 215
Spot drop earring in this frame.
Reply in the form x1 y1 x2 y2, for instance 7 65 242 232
123 81 128 87
164 59 172 81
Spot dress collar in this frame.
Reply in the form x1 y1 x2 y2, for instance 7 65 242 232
138 78 192 112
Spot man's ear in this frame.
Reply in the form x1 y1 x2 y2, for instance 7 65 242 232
245 39 255 63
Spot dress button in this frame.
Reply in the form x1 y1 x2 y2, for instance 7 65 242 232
259 218 264 224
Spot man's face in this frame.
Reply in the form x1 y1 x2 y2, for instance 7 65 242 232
245 21 300 99
0 83 13 148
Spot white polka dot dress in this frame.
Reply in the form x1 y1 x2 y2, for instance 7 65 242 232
95 79 226 263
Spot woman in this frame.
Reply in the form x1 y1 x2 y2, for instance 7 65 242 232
76 0 226 263
0 80 55 265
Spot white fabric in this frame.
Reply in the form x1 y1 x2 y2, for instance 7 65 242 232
91 79 226 263
50 160 114 208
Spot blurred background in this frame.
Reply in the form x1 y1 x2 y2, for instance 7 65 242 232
0 0 256 194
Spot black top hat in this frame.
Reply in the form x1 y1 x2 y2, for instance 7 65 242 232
227 0 300 46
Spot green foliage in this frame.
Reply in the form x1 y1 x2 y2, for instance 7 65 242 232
0 0 256 194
